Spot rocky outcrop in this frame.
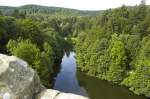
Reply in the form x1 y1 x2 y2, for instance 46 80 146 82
0 54 43 99
36 89 88 99
0 54 89 99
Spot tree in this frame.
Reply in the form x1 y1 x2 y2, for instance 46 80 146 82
0 10 3 16
41 42 54 68
12 9 20 18
105 34 127 83
12 9 26 18
134 2 147 22
122 36 150 97
15 19 43 46
7 39 41 69
6 39 53 87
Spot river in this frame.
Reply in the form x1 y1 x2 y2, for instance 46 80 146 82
53 52 148 99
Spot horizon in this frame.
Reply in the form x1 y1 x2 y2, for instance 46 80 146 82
0 0 150 10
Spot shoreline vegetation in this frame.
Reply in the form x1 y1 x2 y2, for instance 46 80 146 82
75 1 150 97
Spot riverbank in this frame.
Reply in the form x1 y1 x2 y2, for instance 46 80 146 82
51 52 148 99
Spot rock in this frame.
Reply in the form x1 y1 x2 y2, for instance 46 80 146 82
0 54 42 99
36 89 89 99
36 89 60 99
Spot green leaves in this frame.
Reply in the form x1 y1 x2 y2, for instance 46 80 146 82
6 39 56 87
122 36 150 97
74 3 150 96
7 39 41 69
103 34 127 83
15 19 43 44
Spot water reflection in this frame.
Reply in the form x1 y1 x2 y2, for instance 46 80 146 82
53 52 148 99
77 70 148 99
53 52 88 97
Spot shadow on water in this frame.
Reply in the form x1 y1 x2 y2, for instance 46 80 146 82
50 62 61 87
51 52 148 99
77 70 148 99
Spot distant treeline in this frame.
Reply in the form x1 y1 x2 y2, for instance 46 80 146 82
0 4 102 18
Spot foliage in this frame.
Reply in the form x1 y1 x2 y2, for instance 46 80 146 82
0 13 67 87
104 34 127 83
122 36 150 97
75 3 150 97
7 39 41 67
6 39 53 87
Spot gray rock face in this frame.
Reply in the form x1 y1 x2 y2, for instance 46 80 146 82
0 54 88 99
0 54 42 99
36 89 89 99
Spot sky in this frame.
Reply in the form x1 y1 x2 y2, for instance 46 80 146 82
0 0 150 10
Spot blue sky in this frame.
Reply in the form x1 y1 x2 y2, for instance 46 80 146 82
0 0 149 10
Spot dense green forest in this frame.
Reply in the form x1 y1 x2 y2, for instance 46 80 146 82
75 2 150 97
0 1 150 98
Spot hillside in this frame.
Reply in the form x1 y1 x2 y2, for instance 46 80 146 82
0 4 102 17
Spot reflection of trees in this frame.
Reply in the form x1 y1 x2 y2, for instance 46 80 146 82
49 60 62 88
66 50 70 57
77 70 87 87
64 38 74 54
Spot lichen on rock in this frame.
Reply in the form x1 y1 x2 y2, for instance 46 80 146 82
0 54 42 99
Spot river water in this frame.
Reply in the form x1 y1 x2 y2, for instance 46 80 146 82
53 52 148 99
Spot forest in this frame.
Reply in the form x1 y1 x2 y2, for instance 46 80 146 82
75 2 150 97
0 1 150 98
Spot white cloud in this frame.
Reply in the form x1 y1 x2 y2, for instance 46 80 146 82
0 0 150 10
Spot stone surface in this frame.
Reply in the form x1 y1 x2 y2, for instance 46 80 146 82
0 54 42 99
36 89 89 99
